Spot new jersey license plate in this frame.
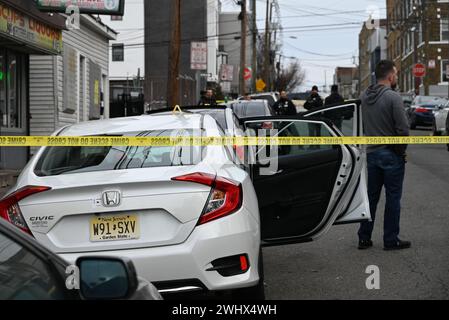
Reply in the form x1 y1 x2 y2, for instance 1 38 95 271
90 214 140 242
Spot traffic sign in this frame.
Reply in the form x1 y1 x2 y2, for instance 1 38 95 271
413 63 426 78
244 67 252 81
191 42 207 70
256 79 266 92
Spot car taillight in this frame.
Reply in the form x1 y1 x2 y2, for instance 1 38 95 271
0 186 51 235
171 172 242 225
415 107 428 113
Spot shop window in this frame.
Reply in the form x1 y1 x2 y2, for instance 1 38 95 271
0 51 5 127
0 50 24 129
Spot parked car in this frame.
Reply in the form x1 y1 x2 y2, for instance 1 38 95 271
399 93 414 109
0 219 162 300
433 99 449 136
0 101 370 299
407 96 447 129
237 92 279 108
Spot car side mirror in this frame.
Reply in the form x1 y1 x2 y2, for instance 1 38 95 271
76 257 139 300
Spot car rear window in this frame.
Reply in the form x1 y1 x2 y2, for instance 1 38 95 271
34 130 202 177
253 95 276 107
231 102 271 118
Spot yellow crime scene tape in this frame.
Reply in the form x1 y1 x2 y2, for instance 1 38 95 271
0 136 449 147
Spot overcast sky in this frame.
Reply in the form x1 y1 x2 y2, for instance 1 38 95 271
107 0 387 92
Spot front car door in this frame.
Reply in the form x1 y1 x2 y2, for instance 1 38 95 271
242 101 370 246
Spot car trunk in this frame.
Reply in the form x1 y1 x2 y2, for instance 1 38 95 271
18 166 213 254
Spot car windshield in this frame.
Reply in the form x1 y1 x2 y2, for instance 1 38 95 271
414 96 446 106
34 130 203 177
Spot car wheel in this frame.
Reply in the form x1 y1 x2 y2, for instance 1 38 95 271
410 118 417 130
231 249 266 300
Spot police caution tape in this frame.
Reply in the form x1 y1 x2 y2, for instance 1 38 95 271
0 136 449 147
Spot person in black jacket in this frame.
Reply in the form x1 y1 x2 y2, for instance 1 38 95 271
272 91 297 115
198 89 217 107
304 86 323 138
324 85 345 130
303 86 323 111
325 85 345 106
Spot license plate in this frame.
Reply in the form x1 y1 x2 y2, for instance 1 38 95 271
90 214 140 242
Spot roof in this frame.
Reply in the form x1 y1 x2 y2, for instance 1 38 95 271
60 114 206 137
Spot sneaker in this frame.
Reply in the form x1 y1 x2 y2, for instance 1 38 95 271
358 239 373 250
384 239 411 251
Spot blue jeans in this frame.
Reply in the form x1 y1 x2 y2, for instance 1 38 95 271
358 147 406 246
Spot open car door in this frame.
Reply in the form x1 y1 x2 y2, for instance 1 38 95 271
243 101 370 247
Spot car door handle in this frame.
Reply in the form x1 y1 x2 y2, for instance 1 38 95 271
267 169 284 175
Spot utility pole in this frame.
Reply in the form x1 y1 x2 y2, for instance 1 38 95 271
263 0 270 91
239 0 247 95
413 5 420 96
251 0 257 93
167 0 181 107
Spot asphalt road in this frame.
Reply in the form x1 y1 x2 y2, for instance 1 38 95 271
263 128 449 300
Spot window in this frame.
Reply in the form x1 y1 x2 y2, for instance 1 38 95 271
442 60 449 83
0 51 5 127
34 130 203 177
79 56 86 122
112 44 124 62
0 232 65 300
0 50 24 129
441 18 449 41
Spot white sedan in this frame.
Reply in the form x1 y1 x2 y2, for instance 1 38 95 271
0 102 370 299
433 99 449 136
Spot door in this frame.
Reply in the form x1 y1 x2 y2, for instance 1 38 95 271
0 50 29 170
303 102 370 225
243 102 370 246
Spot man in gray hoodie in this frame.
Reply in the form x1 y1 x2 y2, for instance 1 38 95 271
358 60 411 251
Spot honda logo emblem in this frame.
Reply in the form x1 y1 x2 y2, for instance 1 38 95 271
102 191 121 207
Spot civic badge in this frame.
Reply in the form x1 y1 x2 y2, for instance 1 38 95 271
102 191 121 207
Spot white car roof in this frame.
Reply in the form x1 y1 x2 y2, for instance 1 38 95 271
59 114 209 136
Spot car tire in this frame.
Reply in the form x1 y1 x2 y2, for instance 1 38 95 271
410 119 417 130
231 249 266 300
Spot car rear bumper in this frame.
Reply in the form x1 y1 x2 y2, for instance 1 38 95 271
59 208 261 292
414 113 434 125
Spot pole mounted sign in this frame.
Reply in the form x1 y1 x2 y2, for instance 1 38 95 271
36 0 125 15
413 63 426 78
191 42 207 70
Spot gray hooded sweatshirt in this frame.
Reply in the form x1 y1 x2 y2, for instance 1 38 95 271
361 84 410 153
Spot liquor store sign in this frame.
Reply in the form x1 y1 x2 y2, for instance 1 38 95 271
0 2 62 54
36 0 125 15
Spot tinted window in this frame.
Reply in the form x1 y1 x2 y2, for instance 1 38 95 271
253 95 275 107
0 231 65 300
35 130 203 177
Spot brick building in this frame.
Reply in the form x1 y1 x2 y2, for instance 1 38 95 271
387 0 449 97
